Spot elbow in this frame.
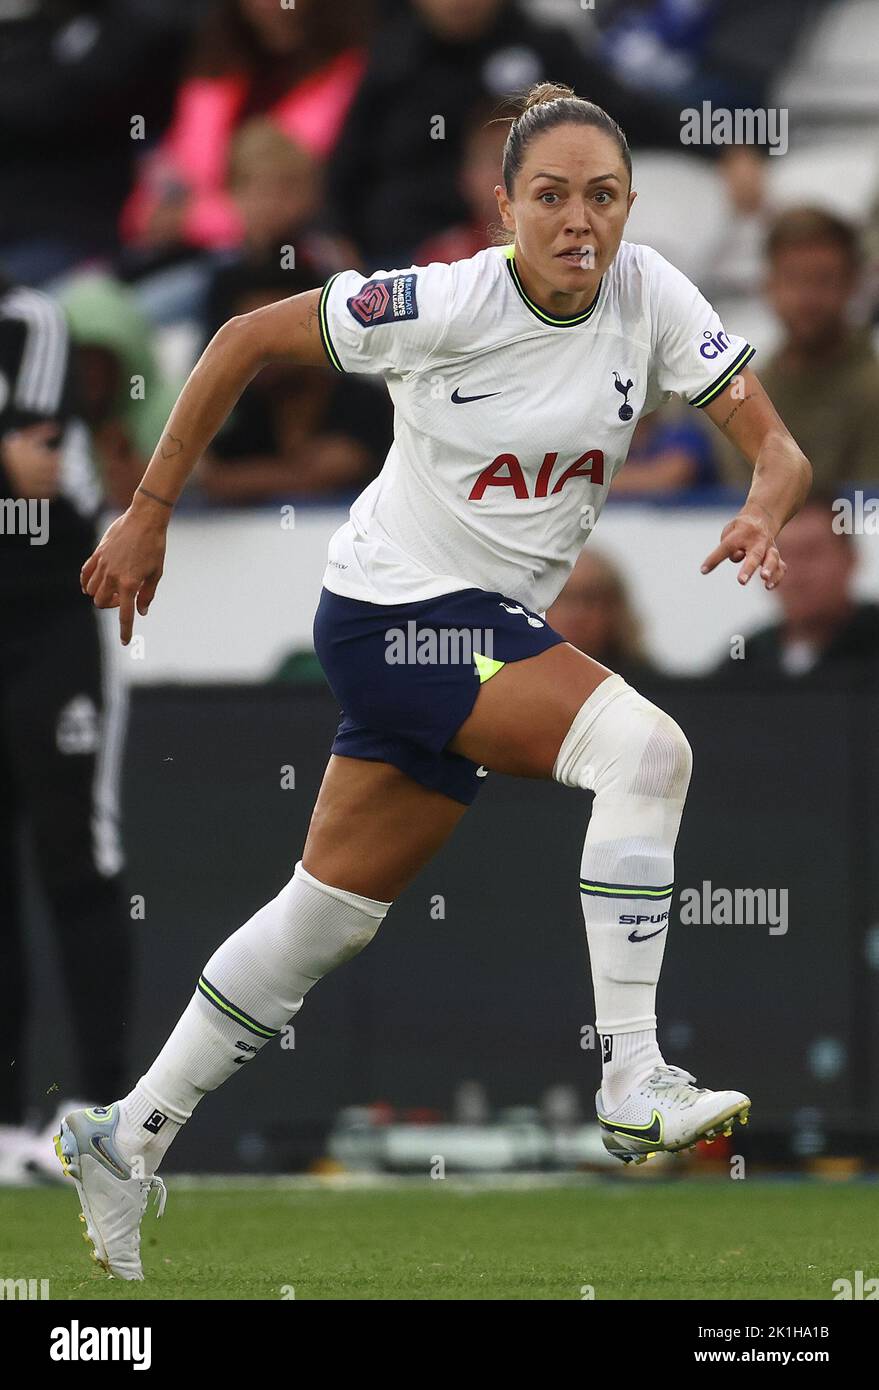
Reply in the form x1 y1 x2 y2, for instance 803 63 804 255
211 313 268 375
762 427 812 502
781 435 812 510
793 445 813 504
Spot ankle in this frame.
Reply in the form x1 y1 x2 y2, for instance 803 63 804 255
600 1028 664 1110
116 1088 183 1175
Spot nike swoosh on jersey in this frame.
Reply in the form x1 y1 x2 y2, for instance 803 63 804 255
628 925 669 943
451 388 503 404
598 1111 663 1143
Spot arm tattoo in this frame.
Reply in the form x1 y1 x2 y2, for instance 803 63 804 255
160 433 184 459
721 393 756 430
137 484 174 509
302 303 320 336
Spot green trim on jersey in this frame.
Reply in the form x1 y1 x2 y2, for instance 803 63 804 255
197 976 279 1039
690 343 755 408
318 273 345 373
505 254 603 328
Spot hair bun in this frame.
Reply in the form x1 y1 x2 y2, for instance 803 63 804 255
521 82 577 114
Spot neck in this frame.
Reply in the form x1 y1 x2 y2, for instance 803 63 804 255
512 247 602 318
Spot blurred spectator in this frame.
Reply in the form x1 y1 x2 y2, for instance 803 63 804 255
414 100 513 264
611 405 718 496
594 0 831 109
712 493 879 682
199 119 329 333
196 258 392 503
547 548 657 682
592 0 841 221
721 208 879 491
0 0 188 285
58 272 181 510
225 119 325 264
0 272 132 1178
326 0 686 269
121 0 371 260
130 116 333 332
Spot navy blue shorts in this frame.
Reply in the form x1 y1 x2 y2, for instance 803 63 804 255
312 586 567 805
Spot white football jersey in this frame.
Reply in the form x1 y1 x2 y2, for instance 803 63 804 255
318 242 753 613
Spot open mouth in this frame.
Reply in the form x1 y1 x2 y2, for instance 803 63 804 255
556 248 594 267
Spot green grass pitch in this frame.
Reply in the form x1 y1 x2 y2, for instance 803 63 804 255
1 1178 874 1300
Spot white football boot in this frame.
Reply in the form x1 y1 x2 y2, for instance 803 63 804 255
597 1063 751 1165
25 1098 93 1183
54 1103 167 1280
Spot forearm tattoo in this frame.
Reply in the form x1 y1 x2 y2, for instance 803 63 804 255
160 433 184 459
137 485 174 509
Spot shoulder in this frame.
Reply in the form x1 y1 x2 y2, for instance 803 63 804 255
601 242 700 355
430 245 522 358
332 246 506 338
610 241 703 306
438 243 509 312
320 248 508 375
409 244 508 302
608 240 664 286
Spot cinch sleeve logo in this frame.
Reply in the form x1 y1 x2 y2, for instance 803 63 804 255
347 274 419 327
698 329 731 360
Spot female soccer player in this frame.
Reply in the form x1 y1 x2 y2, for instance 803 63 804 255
61 84 810 1278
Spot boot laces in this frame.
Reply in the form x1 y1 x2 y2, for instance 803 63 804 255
138 1174 167 1220
646 1063 708 1105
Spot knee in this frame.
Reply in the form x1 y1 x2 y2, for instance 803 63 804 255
276 860 391 965
630 707 693 804
553 676 692 805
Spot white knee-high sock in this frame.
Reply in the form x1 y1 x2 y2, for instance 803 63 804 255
116 861 390 1169
553 675 693 1108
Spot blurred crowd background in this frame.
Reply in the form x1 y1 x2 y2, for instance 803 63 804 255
3 0 879 1177
2 0 879 511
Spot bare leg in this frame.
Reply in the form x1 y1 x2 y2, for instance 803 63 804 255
448 642 613 775
302 754 469 901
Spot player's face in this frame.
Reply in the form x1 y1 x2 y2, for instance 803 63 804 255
498 124 635 299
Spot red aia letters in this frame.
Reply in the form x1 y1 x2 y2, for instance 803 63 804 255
468 451 604 501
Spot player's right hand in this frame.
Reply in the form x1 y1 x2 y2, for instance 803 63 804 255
80 506 167 646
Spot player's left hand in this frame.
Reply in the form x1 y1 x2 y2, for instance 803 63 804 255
700 510 786 589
